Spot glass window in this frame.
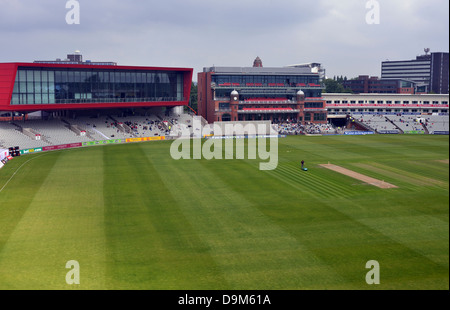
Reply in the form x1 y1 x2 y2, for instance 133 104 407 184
147 72 154 83
13 81 19 93
135 72 142 83
11 68 186 104
19 82 26 93
105 71 111 83
27 94 34 104
74 71 81 83
98 71 104 83
48 93 56 104
34 82 42 93
34 93 42 104
55 71 62 82
177 74 183 101
34 71 41 82
18 70 26 81
67 71 75 83
48 79 55 94
42 93 49 104
81 71 87 82
58 70 66 83
11 94 19 105
26 70 34 82
41 71 48 82
27 82 34 93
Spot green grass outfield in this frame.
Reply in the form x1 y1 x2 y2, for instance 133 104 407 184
0 135 448 290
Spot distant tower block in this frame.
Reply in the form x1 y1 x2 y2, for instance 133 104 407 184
253 56 263 67
67 50 83 63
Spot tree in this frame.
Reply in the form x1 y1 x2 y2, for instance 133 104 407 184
323 78 346 93
322 78 354 93
189 82 198 112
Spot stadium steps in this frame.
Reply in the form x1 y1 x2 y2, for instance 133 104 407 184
352 119 375 133
62 119 98 141
12 122 52 145
9 122 23 131
0 123 50 149
107 115 135 137
385 117 404 134
423 115 449 134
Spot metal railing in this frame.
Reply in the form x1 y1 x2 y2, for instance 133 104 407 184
12 97 186 105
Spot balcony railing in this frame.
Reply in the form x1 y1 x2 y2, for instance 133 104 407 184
11 97 186 106
238 109 300 114
239 100 295 105
213 83 324 89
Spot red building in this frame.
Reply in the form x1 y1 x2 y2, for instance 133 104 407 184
0 60 193 116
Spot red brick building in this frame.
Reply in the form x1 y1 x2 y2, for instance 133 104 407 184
343 75 416 94
198 58 327 124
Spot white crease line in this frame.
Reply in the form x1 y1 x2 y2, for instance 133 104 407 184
0 154 48 194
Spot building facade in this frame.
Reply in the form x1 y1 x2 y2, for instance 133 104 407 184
324 93 449 115
343 75 415 94
430 52 449 94
381 51 449 94
0 62 193 113
197 59 327 124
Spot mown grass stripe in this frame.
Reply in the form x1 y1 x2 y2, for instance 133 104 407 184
284 162 358 196
277 166 342 198
0 152 61 272
349 162 429 191
0 148 106 290
102 143 228 290
368 162 446 188
270 166 334 199
145 153 348 289
273 164 354 199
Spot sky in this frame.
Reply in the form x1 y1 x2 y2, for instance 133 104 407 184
0 0 448 81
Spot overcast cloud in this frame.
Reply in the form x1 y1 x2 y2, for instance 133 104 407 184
0 0 448 81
